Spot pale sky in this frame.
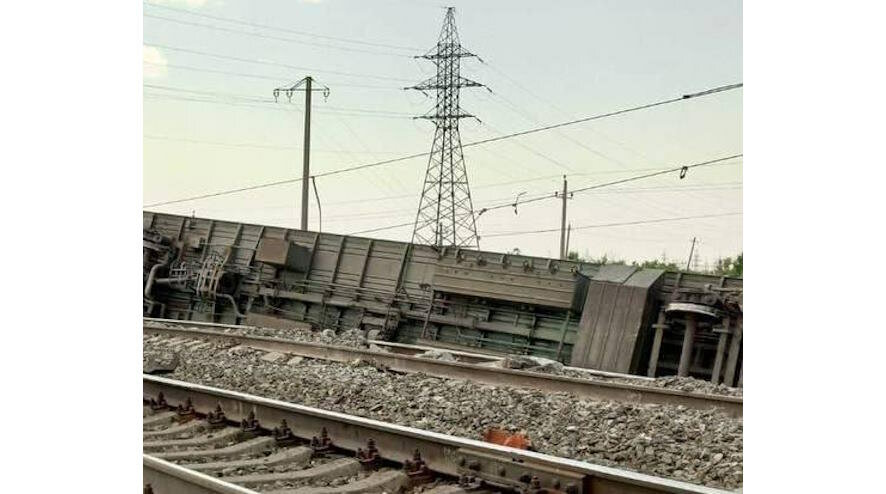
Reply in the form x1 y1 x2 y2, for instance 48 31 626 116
143 0 742 267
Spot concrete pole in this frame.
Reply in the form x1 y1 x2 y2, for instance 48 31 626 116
565 222 572 257
677 313 697 377
559 175 568 259
301 76 313 231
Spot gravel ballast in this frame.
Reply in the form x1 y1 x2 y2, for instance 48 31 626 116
144 334 743 489
145 322 742 397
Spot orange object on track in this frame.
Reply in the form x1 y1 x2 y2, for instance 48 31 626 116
483 428 532 450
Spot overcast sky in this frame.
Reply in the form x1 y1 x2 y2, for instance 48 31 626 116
143 0 742 267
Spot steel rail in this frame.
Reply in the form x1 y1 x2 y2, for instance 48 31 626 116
144 317 651 379
144 454 258 494
144 322 741 418
144 375 733 494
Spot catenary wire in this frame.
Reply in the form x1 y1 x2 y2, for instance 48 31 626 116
474 154 742 216
347 212 742 237
480 212 742 238
341 155 741 235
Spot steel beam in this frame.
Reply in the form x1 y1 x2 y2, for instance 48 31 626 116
710 317 730 384
677 314 697 377
723 321 743 386
647 310 668 377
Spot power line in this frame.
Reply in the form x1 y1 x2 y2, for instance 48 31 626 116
482 85 635 171
143 61 398 90
143 135 411 154
461 83 742 150
348 221 415 236
479 121 576 173
143 150 429 208
347 212 742 238
480 212 742 238
144 92 411 118
144 83 413 116
143 1 419 52
144 42 414 82
479 62 730 218
143 82 742 208
144 13 411 58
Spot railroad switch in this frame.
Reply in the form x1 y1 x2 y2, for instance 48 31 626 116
404 449 433 487
356 438 380 470
148 393 167 411
311 427 333 455
273 419 298 446
207 404 226 429
240 410 261 436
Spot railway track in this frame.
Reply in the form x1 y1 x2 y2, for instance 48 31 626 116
144 318 741 418
144 375 733 494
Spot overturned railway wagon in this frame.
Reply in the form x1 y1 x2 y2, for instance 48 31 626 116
144 212 742 385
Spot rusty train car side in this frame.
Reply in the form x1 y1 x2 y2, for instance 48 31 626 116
143 212 742 385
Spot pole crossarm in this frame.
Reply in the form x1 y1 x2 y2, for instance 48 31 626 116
273 77 330 102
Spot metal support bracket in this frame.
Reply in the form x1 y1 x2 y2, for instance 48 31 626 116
456 448 583 493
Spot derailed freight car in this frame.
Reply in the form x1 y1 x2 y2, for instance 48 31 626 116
143 212 742 385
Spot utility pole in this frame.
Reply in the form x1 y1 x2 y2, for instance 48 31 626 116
686 237 697 272
565 222 572 259
555 175 573 259
273 76 330 231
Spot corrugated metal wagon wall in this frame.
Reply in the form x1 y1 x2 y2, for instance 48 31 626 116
143 212 741 383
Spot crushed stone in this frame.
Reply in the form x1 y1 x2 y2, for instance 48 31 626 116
416 349 458 362
614 376 743 397
144 322 367 348
143 336 742 489
144 324 741 397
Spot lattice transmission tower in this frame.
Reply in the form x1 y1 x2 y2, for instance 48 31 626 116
408 7 485 249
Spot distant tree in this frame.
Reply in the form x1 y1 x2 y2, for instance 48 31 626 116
567 251 625 265
714 253 743 277
564 250 742 278
632 259 682 271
